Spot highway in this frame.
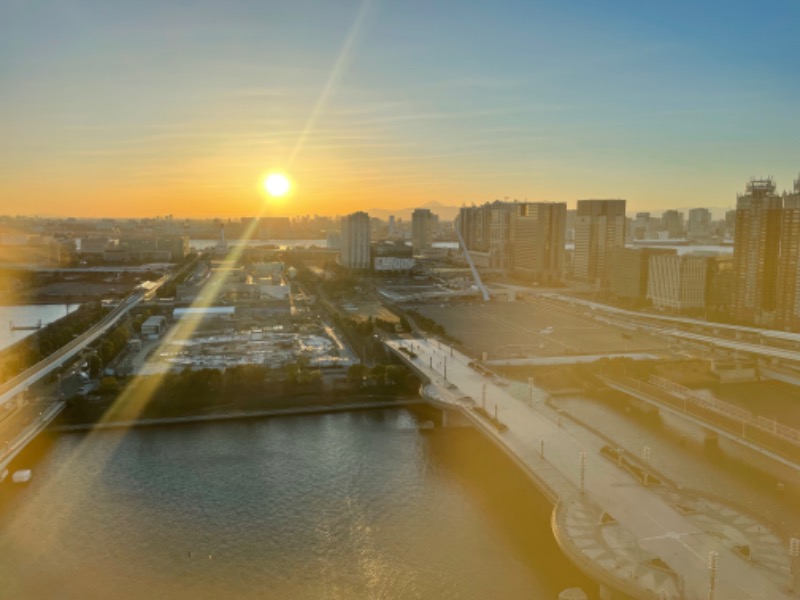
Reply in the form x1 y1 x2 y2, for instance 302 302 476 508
0 291 144 408
0 259 198 410
500 290 800 363
539 292 800 348
386 336 796 599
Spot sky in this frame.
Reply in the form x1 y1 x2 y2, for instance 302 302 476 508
1 0 799 218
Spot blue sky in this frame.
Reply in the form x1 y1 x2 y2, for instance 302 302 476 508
1 0 798 216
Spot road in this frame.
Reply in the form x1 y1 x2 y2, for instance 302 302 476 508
533 292 800 363
0 292 144 408
387 336 796 599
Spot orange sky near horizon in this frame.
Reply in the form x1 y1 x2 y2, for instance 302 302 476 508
3 1 799 220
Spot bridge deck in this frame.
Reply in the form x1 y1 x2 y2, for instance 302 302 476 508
602 375 800 471
386 337 794 600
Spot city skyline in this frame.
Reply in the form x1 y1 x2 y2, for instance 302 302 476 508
2 1 800 218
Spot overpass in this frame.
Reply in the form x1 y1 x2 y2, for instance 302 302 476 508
385 336 797 599
0 291 144 408
0 400 64 474
601 375 800 473
538 293 800 362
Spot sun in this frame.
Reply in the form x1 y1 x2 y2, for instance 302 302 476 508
263 173 291 197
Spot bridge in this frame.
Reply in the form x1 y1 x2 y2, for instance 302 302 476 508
601 375 800 473
0 292 144 472
0 399 64 476
386 336 798 599
0 291 144 409
0 268 181 469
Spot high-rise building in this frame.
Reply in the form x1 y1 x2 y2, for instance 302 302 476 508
457 204 491 253
687 208 712 238
662 210 684 239
777 175 800 329
340 211 371 269
458 201 516 269
724 210 736 239
631 212 650 241
411 209 436 254
608 247 675 306
565 209 576 243
648 253 709 312
573 199 626 286
510 202 566 284
732 179 783 325
706 255 735 320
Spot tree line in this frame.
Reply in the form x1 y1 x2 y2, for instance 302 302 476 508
62 361 420 425
0 301 107 384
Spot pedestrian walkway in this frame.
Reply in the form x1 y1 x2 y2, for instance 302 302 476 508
386 337 797 599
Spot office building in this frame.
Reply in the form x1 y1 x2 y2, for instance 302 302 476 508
648 253 709 312
573 199 626 286
687 208 712 239
609 247 676 306
340 211 371 269
457 201 516 269
510 202 566 284
411 209 436 254
631 212 650 241
662 210 684 239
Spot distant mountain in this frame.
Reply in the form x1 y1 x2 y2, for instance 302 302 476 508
366 202 461 221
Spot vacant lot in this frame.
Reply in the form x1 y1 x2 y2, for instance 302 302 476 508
412 298 667 359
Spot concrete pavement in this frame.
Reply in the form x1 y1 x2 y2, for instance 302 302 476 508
387 336 796 599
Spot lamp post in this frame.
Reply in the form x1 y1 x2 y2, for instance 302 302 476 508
707 550 719 600
579 451 587 493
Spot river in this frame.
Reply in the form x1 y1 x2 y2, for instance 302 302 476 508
0 304 80 351
0 409 592 600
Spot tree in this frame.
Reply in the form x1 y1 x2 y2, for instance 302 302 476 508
369 364 387 385
98 376 119 395
347 363 368 383
87 354 102 378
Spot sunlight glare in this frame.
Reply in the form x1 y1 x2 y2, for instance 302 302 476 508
264 173 291 197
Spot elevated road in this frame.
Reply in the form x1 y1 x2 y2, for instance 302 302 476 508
0 401 64 473
0 262 191 410
386 336 796 599
537 293 800 362
0 292 144 408
602 375 800 472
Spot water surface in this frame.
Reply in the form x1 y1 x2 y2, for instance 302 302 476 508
0 409 590 599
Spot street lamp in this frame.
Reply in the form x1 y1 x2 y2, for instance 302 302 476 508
579 451 587 493
707 550 719 600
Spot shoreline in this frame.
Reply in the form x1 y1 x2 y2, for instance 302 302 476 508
50 397 427 433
